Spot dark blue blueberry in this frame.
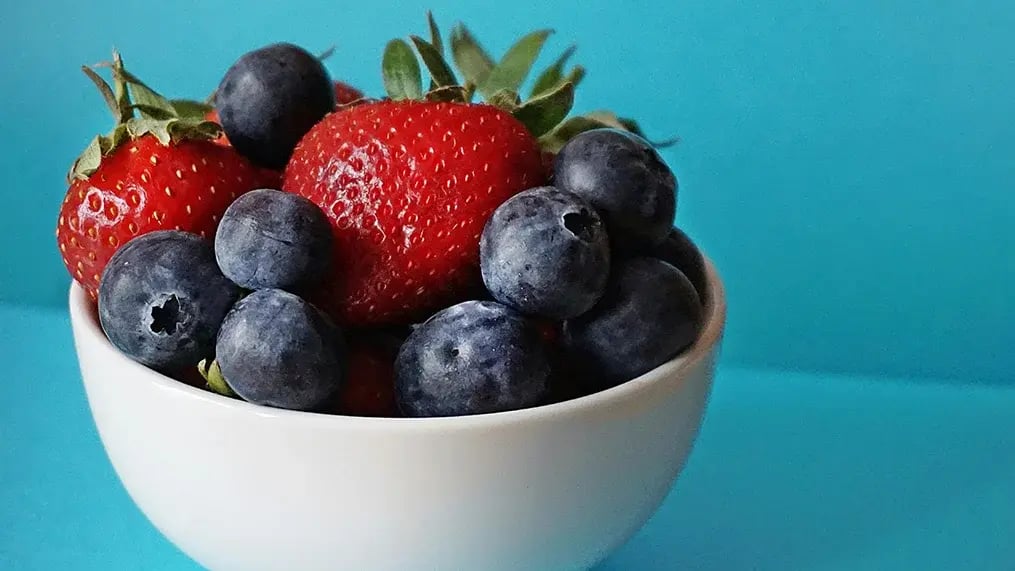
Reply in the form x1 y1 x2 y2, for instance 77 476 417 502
554 129 676 251
215 43 334 169
98 230 241 371
563 257 702 391
216 289 346 411
649 228 708 303
214 188 333 292
480 186 610 320
395 301 552 417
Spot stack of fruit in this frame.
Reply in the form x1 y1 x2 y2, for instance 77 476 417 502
56 15 708 417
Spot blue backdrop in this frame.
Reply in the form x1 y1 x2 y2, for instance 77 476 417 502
3 0 1013 383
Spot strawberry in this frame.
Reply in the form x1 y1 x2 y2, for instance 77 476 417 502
56 52 277 299
285 100 544 325
204 109 232 147
332 81 365 106
286 18 657 326
534 318 562 346
329 336 400 416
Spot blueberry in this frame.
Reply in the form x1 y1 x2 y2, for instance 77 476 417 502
554 129 676 250
98 231 241 371
395 301 552 417
215 43 334 169
563 257 702 391
214 188 333 292
649 228 708 303
480 187 610 320
216 289 346 411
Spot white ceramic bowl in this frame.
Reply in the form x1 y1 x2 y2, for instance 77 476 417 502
69 259 726 571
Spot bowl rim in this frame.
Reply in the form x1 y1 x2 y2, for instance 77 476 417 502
70 256 726 431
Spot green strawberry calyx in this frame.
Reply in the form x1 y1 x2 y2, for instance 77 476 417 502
197 359 237 398
381 12 676 153
68 51 221 182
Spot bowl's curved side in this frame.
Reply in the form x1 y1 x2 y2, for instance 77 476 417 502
69 259 726 571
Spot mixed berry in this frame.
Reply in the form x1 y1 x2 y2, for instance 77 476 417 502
57 15 710 417
480 186 610 320
214 188 333 292
396 301 553 417
215 43 336 169
216 288 347 410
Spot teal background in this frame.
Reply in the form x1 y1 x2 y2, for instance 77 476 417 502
2 0 1013 383
3 2 1015 569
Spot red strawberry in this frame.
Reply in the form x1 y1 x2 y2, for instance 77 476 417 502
333 81 365 106
284 100 544 326
286 20 655 326
534 319 562 346
56 53 277 300
204 109 232 147
329 337 399 417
